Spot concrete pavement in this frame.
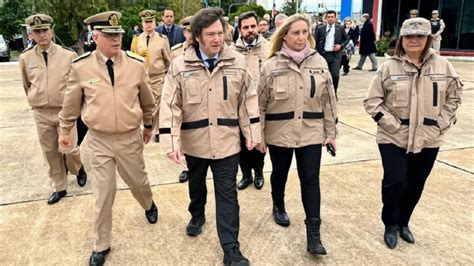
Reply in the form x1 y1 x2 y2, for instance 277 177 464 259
0 54 472 264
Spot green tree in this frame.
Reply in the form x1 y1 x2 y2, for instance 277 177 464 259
281 0 305 16
34 0 108 46
169 0 203 22
0 0 32 41
229 3 266 23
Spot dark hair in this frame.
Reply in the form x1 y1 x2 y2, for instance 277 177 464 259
326 10 337 16
394 35 432 58
238 11 258 30
191 7 225 48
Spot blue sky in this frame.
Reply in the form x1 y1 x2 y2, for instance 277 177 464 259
264 0 363 13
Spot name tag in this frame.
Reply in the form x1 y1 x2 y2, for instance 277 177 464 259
28 64 38 69
271 70 288 77
223 70 236 75
182 71 199 78
390 75 409 81
88 78 101 84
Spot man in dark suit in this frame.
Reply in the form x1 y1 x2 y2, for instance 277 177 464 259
155 9 185 47
313 10 350 95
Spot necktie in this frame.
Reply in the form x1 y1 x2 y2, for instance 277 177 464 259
146 35 150 46
246 44 254 49
106 59 114 86
205 58 215 73
42 51 48 66
326 25 332 34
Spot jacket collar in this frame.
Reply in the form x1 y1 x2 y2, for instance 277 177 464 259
234 35 267 49
184 44 236 68
94 50 123 65
391 49 435 72
35 42 56 56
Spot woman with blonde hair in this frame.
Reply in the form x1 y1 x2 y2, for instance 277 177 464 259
257 14 338 255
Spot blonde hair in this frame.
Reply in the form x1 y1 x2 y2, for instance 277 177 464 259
268 14 316 58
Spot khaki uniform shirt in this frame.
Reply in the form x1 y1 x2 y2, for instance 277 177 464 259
230 35 269 80
131 31 171 80
170 42 191 61
19 44 77 108
258 50 338 147
59 50 156 135
363 50 462 153
159 45 261 159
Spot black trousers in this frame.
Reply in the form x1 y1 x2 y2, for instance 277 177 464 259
322 52 341 94
340 54 350 74
378 144 439 226
76 116 88 146
239 133 265 177
268 144 322 218
186 153 240 252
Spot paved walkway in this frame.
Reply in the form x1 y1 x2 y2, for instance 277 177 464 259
0 54 472 264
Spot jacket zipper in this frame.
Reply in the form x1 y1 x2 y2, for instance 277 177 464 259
432 82 438 107
310 75 316 98
223 76 228 100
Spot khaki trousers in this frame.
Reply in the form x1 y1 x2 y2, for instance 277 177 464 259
33 107 82 192
150 74 165 134
431 38 441 51
87 128 154 252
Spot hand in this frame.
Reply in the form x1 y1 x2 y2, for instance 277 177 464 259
58 134 72 150
143 128 153 144
167 149 183 164
245 138 256 151
323 138 337 152
256 143 267 154
334 44 342 52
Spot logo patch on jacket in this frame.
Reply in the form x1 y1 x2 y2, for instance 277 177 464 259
182 70 199 78
88 78 101 84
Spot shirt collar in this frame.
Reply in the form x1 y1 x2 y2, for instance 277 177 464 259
199 48 219 62
96 50 116 63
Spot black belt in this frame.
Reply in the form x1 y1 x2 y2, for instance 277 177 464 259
265 111 324 121
399 118 438 126
181 118 240 130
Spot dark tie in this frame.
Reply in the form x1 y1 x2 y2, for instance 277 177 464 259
326 25 332 34
146 35 150 46
106 59 114 86
205 58 215 73
42 51 48 66
246 44 254 49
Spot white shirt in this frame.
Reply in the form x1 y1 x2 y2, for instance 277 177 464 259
199 49 219 68
324 23 336 52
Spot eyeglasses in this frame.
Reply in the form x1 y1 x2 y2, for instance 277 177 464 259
405 35 427 39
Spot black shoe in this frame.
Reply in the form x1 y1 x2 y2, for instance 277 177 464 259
145 201 158 224
399 226 415 244
272 205 290 227
237 175 253 190
254 171 264 190
223 247 250 266
178 170 188 183
89 248 110 266
47 190 67 205
369 68 378 71
153 134 160 143
186 215 205 236
77 165 87 187
353 67 362 70
342 72 348 76
305 218 327 255
384 225 398 249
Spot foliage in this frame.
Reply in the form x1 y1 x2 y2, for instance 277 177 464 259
376 31 393 56
229 3 266 23
0 0 32 40
169 0 203 21
281 0 306 16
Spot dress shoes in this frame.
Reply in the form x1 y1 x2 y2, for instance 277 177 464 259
369 68 378 71
223 247 250 266
342 72 348 76
237 175 253 190
254 171 264 190
186 215 205 236
89 247 110 266
145 201 158 224
76 165 87 187
47 190 67 205
399 226 415 243
384 225 398 249
272 205 290 227
353 67 362 70
153 134 160 143
178 170 189 183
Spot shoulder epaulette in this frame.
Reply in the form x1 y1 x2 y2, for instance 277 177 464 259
61 45 75 52
158 33 168 39
171 43 183 51
126 50 145 62
21 45 35 53
72 51 91 63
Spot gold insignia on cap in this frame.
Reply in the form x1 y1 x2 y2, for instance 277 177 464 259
145 11 152 17
33 16 42 26
109 14 119 27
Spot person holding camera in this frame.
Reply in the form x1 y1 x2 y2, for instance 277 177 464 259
257 14 338 256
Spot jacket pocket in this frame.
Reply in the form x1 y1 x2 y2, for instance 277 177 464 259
273 74 289 100
432 82 438 107
310 75 316 98
184 79 201 104
392 82 409 107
